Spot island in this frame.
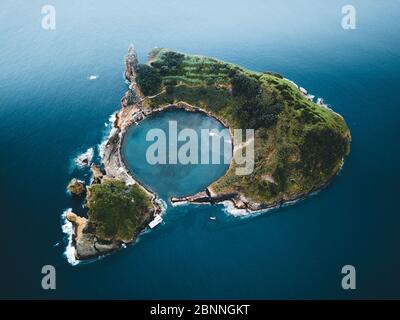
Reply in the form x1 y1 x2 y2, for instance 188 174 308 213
65 45 351 261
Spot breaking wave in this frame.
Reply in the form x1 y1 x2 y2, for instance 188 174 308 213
61 209 79 266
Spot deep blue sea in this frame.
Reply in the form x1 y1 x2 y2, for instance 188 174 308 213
1 0 400 299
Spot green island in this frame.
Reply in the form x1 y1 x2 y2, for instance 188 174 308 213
65 46 351 261
65 175 157 260
136 48 351 207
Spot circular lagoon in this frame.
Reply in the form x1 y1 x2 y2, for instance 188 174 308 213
122 108 232 199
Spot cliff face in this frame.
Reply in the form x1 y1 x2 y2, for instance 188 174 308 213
124 44 139 82
66 211 120 260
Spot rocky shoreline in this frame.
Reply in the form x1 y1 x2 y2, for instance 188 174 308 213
170 164 343 215
64 45 163 262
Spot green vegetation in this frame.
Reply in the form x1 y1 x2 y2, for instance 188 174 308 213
87 179 152 241
135 64 162 96
137 49 351 204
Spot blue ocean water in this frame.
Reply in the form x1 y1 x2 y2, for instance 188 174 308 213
1 0 400 299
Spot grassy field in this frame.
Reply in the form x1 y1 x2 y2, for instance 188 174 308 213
136 48 351 204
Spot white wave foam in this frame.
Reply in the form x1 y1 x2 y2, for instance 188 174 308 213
75 147 94 168
299 86 308 95
170 200 188 207
223 192 317 219
108 111 117 124
157 198 168 214
98 140 107 160
61 209 79 266
281 197 302 208
221 201 248 217
222 201 279 219
284 78 342 117
284 78 299 88
88 75 98 80
98 112 117 159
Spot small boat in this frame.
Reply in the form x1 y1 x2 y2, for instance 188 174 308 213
88 75 98 80
149 215 163 228
210 216 217 221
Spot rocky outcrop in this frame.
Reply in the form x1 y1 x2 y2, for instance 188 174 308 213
65 212 98 259
66 211 121 260
171 191 210 204
122 89 140 107
124 44 139 82
90 164 104 184
65 211 87 239
67 178 86 196
75 148 94 168
171 182 331 214
171 188 238 205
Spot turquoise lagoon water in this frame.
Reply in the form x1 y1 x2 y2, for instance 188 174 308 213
1 0 400 299
122 109 231 199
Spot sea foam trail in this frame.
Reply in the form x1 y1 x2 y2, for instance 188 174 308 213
98 112 117 159
157 198 168 214
222 194 302 217
75 147 94 168
61 209 79 266
221 201 249 217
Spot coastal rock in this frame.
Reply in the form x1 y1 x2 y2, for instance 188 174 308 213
66 211 120 259
233 198 247 209
90 164 104 184
170 191 209 204
75 234 120 260
75 147 94 168
65 212 96 259
94 240 121 254
66 211 87 239
67 178 86 196
75 233 99 260
124 44 138 82
171 188 240 207
122 89 140 107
